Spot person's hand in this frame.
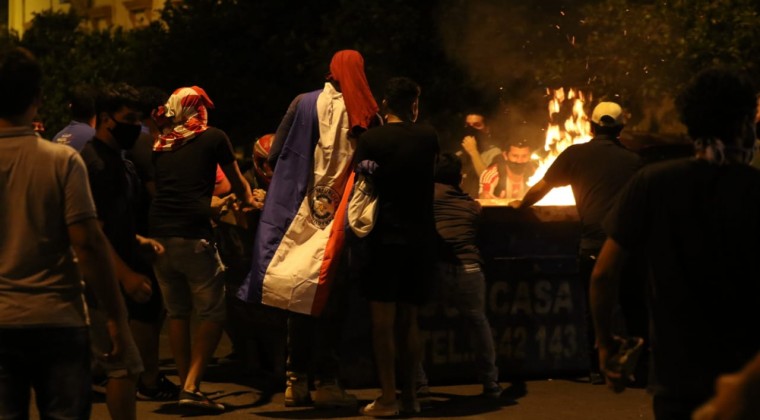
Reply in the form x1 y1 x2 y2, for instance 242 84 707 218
122 270 152 303
508 200 522 209
356 159 379 175
137 236 164 257
211 194 235 217
462 136 479 156
251 188 266 210
103 318 126 363
692 371 760 420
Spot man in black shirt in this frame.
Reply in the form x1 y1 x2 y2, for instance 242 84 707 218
81 82 170 420
511 101 642 384
592 68 760 420
150 86 255 412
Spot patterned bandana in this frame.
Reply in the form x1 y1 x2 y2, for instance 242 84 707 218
153 86 215 152
327 50 379 133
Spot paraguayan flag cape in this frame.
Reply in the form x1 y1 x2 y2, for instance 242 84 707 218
237 84 355 316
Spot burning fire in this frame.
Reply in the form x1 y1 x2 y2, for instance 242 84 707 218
529 87 592 206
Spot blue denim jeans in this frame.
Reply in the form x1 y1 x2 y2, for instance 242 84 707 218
434 262 499 385
0 327 91 420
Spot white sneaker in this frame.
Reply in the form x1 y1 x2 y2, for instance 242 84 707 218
360 398 399 417
313 380 357 408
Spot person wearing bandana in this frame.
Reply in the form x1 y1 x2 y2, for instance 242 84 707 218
478 139 537 200
149 86 256 412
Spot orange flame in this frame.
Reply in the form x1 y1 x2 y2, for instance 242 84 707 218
529 87 592 205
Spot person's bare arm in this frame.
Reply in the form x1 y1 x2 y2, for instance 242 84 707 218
221 161 255 209
68 218 129 360
213 172 232 197
590 238 627 391
510 179 553 208
462 136 488 177
693 353 760 420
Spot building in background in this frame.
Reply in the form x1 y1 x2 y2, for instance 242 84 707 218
8 0 172 35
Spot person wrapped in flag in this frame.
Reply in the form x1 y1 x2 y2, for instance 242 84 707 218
237 50 381 408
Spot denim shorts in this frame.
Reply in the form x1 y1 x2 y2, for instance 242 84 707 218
153 237 227 322
89 308 144 379
0 327 91 419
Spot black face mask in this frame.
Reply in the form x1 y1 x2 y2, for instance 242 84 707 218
462 125 484 143
507 161 529 175
109 119 142 150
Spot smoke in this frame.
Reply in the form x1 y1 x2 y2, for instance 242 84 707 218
434 0 582 149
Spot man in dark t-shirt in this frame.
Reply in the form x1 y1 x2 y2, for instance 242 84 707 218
356 77 439 417
592 68 760 420
81 82 169 419
149 86 255 412
512 101 642 384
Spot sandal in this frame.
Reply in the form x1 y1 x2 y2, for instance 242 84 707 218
137 372 180 401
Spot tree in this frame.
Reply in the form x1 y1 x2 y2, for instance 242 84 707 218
564 0 760 131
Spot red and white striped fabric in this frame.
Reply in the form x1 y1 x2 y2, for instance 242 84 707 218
153 86 215 152
479 165 500 198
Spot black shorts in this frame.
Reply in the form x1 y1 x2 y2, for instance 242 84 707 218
359 242 434 306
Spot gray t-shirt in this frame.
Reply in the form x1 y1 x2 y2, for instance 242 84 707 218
0 127 97 327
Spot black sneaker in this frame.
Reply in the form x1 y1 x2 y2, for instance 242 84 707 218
137 373 180 401
178 389 225 412
482 382 503 398
589 371 606 385
605 336 645 392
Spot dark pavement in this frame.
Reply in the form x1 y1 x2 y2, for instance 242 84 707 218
83 330 654 420
90 371 654 419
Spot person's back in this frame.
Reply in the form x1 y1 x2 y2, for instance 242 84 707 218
149 86 254 412
593 68 760 419
427 153 502 398
610 158 760 397
151 126 232 239
515 101 643 385
433 155 482 266
0 133 91 326
52 84 97 152
543 132 641 250
0 46 129 420
359 122 439 238
357 77 439 417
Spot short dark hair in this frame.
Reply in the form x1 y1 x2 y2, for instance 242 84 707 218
95 82 141 123
67 84 97 122
591 122 624 138
507 139 532 150
137 85 169 117
434 152 463 187
384 77 420 121
677 67 758 145
0 47 42 118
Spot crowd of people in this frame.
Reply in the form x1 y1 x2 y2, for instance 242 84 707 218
1 43 760 420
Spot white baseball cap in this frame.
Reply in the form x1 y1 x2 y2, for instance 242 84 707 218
591 102 625 127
